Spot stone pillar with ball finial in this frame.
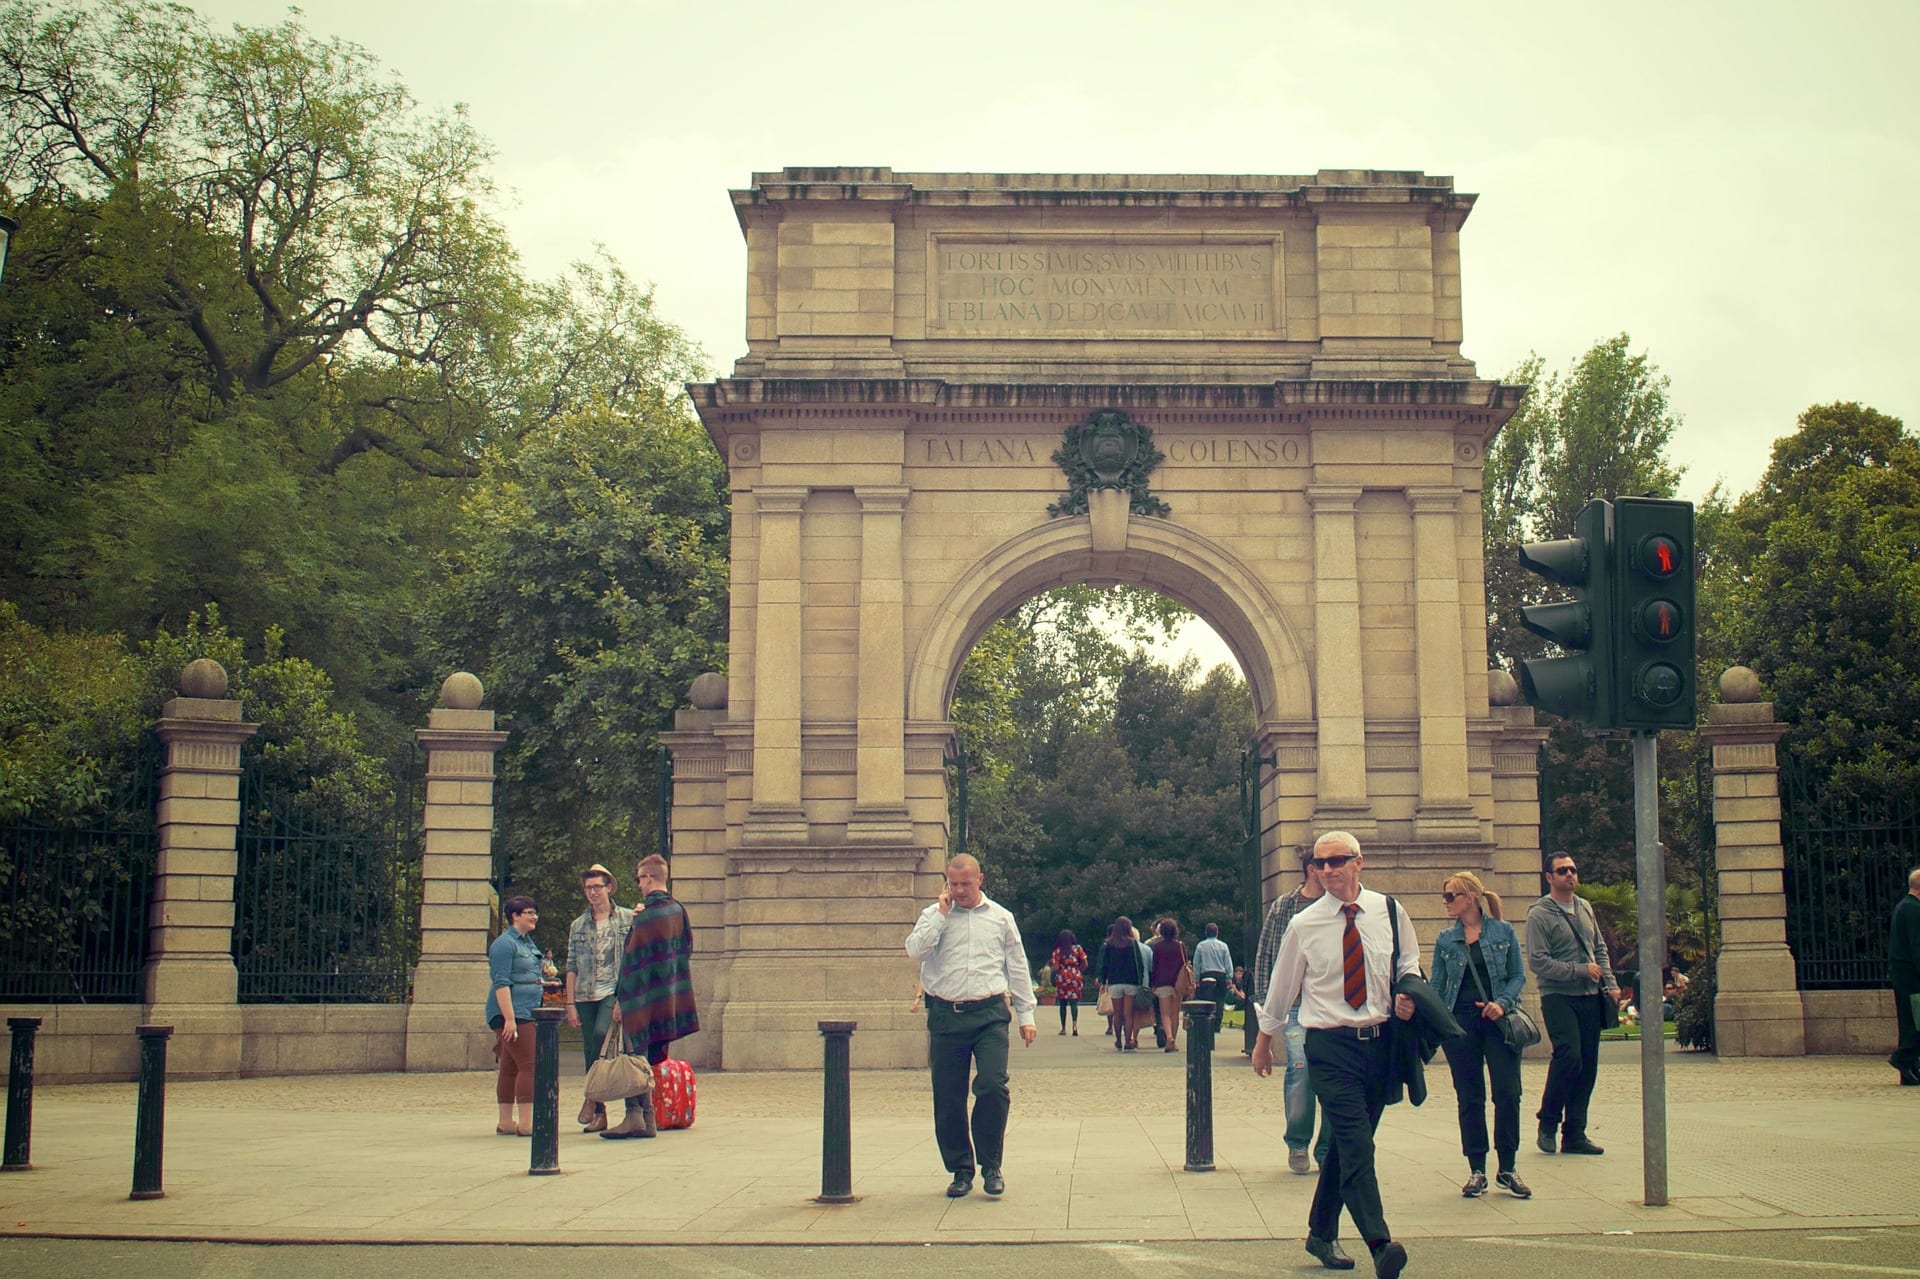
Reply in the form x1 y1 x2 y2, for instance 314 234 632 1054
1700 665 1806 1056
142 658 259 1077
405 672 510 1072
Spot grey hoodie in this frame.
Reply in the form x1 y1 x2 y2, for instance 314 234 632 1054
1525 893 1619 998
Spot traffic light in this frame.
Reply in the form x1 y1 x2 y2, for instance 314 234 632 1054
1610 497 1695 730
1516 498 1614 727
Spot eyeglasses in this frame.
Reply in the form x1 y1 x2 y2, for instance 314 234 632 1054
1550 865 1579 876
1441 891 1463 903
1309 854 1356 870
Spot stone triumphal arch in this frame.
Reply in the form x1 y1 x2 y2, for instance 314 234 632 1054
668 169 1540 1070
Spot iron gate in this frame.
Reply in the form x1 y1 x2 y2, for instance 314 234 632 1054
1780 757 1919 990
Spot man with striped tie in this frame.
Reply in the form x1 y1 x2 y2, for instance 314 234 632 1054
1253 831 1419 1279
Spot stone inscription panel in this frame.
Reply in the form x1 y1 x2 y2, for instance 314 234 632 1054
914 435 1307 466
930 237 1282 337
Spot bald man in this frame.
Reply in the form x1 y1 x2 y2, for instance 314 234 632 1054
905 853 1038 1198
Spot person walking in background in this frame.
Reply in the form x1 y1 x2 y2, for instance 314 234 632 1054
1193 922 1233 1030
1428 872 1530 1199
1890 867 1920 1086
1149 919 1189 1052
485 895 545 1136
905 853 1038 1199
563 863 635 1133
1255 848 1332 1174
604 854 699 1139
1253 831 1418 1278
1096 917 1148 1051
1527 851 1623 1156
1050 930 1089 1036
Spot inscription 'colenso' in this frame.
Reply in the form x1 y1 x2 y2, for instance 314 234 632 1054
918 437 1303 465
934 240 1278 336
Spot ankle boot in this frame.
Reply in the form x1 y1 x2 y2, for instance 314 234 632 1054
600 1104 651 1140
637 1094 658 1137
577 1098 598 1127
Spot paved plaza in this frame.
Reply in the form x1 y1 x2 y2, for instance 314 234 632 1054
0 1037 1913 1246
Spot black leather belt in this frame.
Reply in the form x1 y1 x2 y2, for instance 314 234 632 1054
1309 1022 1388 1041
926 994 1005 1013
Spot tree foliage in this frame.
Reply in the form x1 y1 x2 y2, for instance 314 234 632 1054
1713 403 1920 796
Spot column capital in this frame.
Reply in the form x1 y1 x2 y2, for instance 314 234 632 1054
1699 702 1786 754
1305 484 1363 512
754 484 810 513
853 484 911 511
1405 485 1463 513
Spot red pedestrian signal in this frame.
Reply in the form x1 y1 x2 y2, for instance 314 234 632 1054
1612 500 1695 731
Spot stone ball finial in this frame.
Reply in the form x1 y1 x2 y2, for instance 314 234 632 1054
439 671 484 710
688 672 727 710
1487 669 1520 706
1719 665 1761 704
179 658 229 699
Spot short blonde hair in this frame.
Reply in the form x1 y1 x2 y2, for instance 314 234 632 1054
1314 830 1362 857
636 854 668 879
1443 870 1503 921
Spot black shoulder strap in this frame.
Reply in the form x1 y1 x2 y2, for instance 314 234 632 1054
1386 894 1401 978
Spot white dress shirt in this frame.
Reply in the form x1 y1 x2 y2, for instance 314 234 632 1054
905 894 1038 1028
1257 888 1419 1035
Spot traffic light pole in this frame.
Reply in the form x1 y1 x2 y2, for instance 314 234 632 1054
1632 730 1668 1207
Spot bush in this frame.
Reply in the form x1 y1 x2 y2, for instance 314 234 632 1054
1675 959 1716 1051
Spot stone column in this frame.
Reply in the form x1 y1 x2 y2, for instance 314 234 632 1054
1306 484 1372 836
1700 670 1805 1057
1487 680 1551 1056
405 673 509 1072
848 485 912 843
743 485 808 844
142 659 258 1077
1408 486 1477 840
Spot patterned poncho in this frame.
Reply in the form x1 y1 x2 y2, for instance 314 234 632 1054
617 890 700 1050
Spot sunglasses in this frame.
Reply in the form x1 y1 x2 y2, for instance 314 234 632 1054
1442 891 1464 903
1550 865 1579 876
1309 854 1356 870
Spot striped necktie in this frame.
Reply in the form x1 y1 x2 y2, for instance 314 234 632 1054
1341 903 1366 1010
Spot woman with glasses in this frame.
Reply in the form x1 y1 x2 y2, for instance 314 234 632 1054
563 864 635 1132
486 895 545 1135
1428 871 1531 1199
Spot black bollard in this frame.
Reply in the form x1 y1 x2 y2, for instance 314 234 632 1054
1181 1000 1215 1172
4 1017 43 1172
130 1025 172 1200
529 1008 565 1176
816 1020 857 1203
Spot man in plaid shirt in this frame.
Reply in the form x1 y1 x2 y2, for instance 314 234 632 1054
1254 847 1331 1174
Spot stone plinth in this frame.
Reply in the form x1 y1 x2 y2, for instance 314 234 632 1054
142 693 259 1077
406 701 508 1072
1701 701 1805 1056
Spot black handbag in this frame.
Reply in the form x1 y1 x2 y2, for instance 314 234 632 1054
1466 947 1543 1051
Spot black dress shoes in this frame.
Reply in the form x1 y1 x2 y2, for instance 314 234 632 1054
1371 1241 1408 1279
1536 1125 1557 1154
1561 1136 1606 1155
982 1167 1005 1196
946 1171 973 1198
1304 1235 1355 1270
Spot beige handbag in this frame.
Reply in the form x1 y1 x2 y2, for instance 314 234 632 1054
584 1016 654 1103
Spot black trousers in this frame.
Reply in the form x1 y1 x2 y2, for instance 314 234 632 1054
1893 976 1919 1069
927 998 1012 1174
1195 973 1228 1027
1440 1012 1523 1166
1303 1027 1393 1248
1538 992 1604 1140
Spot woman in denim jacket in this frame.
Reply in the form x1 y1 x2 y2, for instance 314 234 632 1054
1428 871 1531 1200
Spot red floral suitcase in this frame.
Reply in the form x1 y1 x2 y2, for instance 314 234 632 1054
652 1057 697 1129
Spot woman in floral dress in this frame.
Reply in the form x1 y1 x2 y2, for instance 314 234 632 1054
1050 930 1089 1036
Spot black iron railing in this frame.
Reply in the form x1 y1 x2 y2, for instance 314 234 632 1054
232 751 422 1003
1780 758 1919 990
0 740 159 1002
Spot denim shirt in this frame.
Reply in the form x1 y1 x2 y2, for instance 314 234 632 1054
485 927 545 1026
1428 916 1525 1013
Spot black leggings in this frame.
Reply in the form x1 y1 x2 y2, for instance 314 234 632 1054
1057 998 1079 1028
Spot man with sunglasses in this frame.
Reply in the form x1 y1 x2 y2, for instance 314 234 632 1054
1526 852 1623 1156
1254 831 1418 1279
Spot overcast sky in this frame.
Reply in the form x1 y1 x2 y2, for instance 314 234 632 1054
197 0 1920 671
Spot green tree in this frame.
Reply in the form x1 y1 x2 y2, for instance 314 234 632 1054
1715 403 1920 797
430 401 729 928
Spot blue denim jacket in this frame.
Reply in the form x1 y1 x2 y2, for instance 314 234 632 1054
1429 916 1525 1012
485 927 545 1026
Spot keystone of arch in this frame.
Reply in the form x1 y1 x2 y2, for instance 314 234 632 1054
907 518 1313 725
